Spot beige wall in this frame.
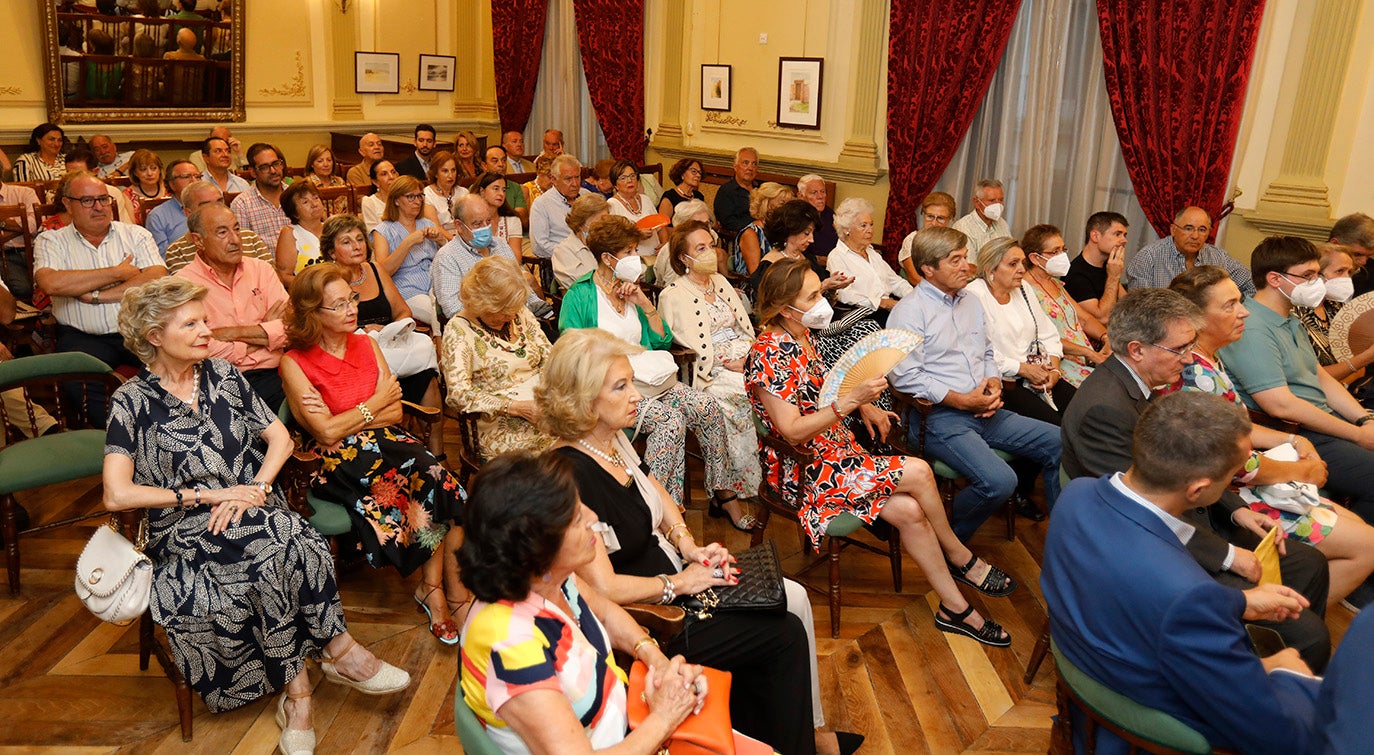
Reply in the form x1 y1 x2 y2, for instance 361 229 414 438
0 0 501 167
1223 0 1374 261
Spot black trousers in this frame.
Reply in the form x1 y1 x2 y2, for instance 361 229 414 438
55 324 141 427
664 610 816 755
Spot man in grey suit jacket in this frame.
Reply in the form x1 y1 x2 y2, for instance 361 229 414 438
1061 288 1331 670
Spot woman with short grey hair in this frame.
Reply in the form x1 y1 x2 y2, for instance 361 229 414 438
825 197 912 322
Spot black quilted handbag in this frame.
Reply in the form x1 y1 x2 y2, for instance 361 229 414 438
683 540 786 618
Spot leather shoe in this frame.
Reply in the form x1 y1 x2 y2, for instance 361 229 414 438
1015 495 1045 522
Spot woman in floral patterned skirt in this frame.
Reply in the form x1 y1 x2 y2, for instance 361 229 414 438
745 259 1017 647
281 263 468 645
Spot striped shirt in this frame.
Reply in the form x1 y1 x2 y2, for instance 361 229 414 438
373 219 439 300
163 228 275 275
34 221 163 334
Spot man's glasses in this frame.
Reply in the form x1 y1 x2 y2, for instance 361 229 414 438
1148 340 1197 359
319 293 361 313
65 195 114 208
1171 222 1210 236
254 159 285 172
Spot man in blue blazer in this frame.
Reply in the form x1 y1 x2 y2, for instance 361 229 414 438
1043 391 1321 754
1314 608 1374 752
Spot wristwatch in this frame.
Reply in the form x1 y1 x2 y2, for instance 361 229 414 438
1357 414 1374 427
91 289 100 304
252 480 272 496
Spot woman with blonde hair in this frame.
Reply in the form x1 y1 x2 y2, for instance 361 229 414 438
280 263 468 644
122 148 169 225
733 181 793 274
452 130 482 180
551 193 609 291
442 255 554 461
372 175 444 325
104 276 410 754
303 144 349 215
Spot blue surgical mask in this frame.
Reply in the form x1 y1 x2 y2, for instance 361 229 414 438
469 225 493 248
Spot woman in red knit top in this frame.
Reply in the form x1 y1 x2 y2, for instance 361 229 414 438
280 263 469 645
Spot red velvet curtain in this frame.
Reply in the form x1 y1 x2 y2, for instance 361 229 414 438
573 0 647 163
882 0 1022 251
1097 0 1266 236
491 0 550 135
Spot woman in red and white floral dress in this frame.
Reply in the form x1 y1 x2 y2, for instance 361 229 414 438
745 258 1017 647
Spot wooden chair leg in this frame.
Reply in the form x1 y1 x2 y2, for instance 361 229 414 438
888 532 902 592
1005 495 1016 541
828 536 842 639
749 508 768 547
1024 616 1051 685
175 673 193 741
1051 679 1075 754
3 493 19 596
139 610 154 670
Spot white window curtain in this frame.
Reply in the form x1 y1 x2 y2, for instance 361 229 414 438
526 0 610 167
934 0 1158 254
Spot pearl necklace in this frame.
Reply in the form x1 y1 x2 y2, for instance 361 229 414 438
577 438 628 471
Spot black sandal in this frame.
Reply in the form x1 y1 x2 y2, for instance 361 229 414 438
948 554 1017 597
935 603 1011 647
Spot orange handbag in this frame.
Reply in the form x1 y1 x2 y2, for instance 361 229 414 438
626 661 775 755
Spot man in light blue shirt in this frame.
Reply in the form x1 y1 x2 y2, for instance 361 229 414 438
530 154 590 259
432 195 549 321
146 159 203 256
889 226 1061 539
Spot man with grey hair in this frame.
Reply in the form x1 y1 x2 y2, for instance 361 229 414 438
714 147 760 234
1062 287 1332 669
530 154 590 259
174 202 289 409
1330 212 1374 296
146 159 204 255
538 129 565 162
89 135 133 178
164 180 275 274
432 194 550 320
797 173 837 263
951 179 1011 256
889 226 1062 540
1126 205 1254 294
188 125 246 173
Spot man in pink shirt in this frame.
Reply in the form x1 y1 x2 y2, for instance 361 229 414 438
174 202 289 409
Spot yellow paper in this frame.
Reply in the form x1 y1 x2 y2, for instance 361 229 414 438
1254 526 1282 586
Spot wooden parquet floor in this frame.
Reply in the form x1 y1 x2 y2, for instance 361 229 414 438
0 435 1355 754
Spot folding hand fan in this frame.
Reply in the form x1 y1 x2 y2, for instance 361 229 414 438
635 213 670 232
818 328 924 406
1328 291 1374 363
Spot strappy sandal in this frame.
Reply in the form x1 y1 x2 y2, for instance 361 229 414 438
415 581 460 645
319 636 411 695
447 595 475 630
709 493 759 532
275 688 316 755
948 554 1017 597
935 603 1011 648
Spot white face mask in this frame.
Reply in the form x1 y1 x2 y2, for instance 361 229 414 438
1324 275 1354 303
609 253 643 282
1039 252 1071 277
1281 275 1327 309
981 201 1004 222
790 299 834 330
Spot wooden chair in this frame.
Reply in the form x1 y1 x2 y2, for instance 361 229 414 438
114 509 194 742
749 431 902 638
449 409 484 488
0 352 122 594
1051 640 1229 755
889 387 1017 542
316 184 357 216
136 196 173 225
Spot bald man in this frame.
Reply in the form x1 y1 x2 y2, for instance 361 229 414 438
1127 205 1255 295
347 133 385 187
502 131 532 174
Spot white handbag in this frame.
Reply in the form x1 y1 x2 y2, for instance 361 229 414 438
365 317 439 378
74 517 153 626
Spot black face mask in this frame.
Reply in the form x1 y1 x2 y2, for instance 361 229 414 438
1353 265 1374 297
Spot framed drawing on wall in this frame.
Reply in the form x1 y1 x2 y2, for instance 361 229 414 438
701 64 732 111
355 52 400 94
418 54 456 92
776 57 824 130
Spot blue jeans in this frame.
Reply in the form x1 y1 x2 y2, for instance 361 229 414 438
913 406 1062 540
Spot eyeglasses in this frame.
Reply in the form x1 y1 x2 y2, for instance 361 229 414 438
616 174 638 183
401 192 425 201
1171 222 1210 236
319 293 361 313
65 194 114 208
1148 339 1197 359
922 213 951 224
170 173 201 181
254 159 285 172
1279 270 1321 284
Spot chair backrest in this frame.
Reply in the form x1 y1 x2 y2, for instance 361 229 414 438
0 204 37 296
137 197 173 226
316 184 357 216
453 674 504 755
0 352 120 439
1051 641 1213 755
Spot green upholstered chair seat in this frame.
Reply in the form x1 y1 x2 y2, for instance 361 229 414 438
823 510 865 538
303 493 352 536
930 450 1014 481
0 429 106 494
1052 641 1212 755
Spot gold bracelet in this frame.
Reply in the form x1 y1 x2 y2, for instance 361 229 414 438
665 522 689 546
632 635 659 657
356 402 375 424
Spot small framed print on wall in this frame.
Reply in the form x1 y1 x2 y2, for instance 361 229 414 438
418 54 456 92
701 64 732 111
776 57 824 130
355 51 400 94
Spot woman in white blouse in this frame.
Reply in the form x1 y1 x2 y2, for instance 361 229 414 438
606 160 667 260
422 150 465 239
826 197 913 325
964 237 1076 426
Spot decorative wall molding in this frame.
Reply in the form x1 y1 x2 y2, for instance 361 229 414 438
1236 207 1335 241
257 52 309 99
650 141 886 185
0 86 23 96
